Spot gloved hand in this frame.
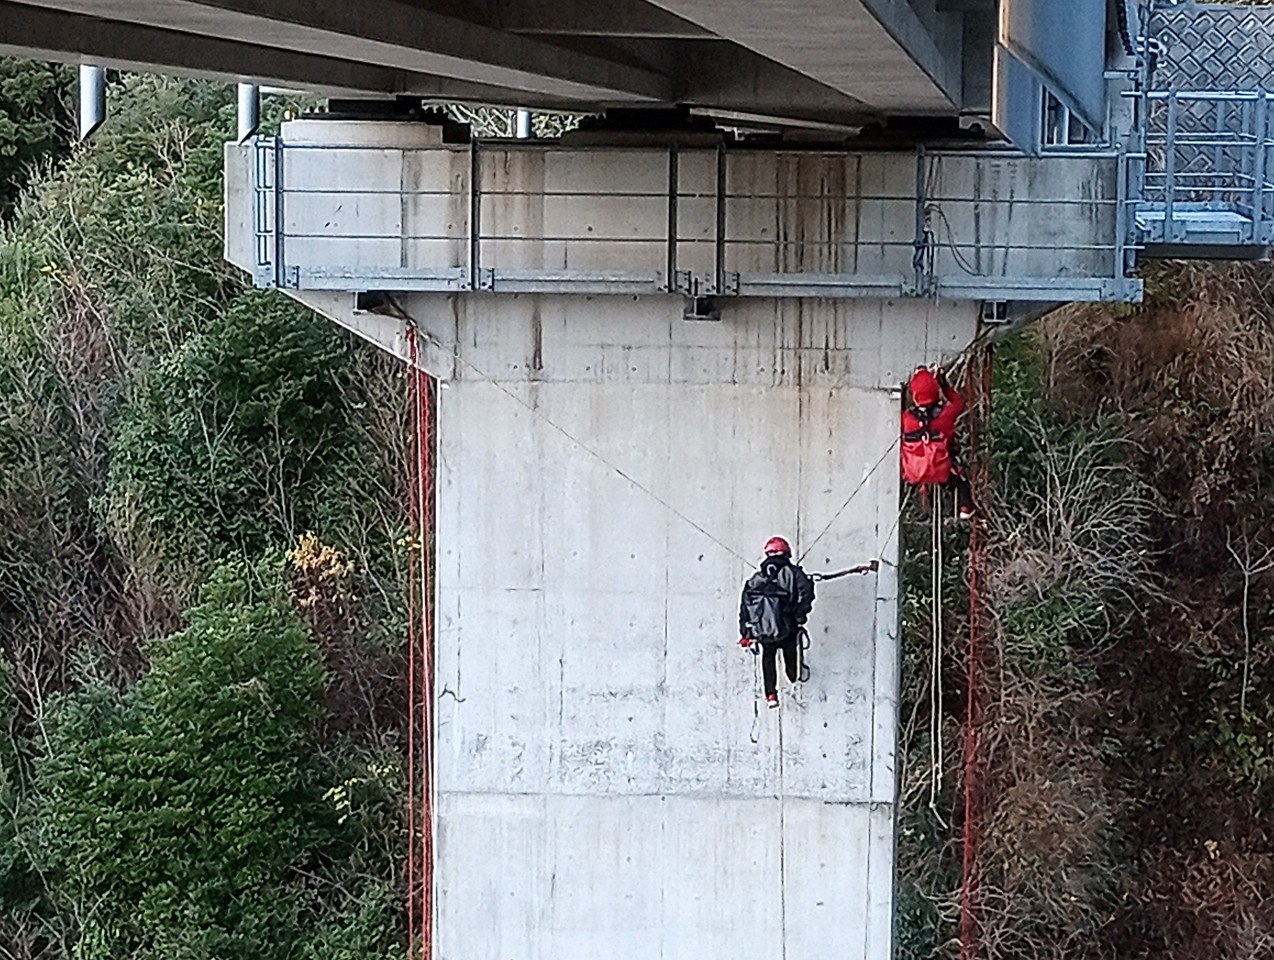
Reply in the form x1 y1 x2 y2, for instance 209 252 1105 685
738 636 752 648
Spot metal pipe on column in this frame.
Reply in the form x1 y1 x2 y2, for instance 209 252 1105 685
238 83 260 142
515 108 532 139
78 64 106 142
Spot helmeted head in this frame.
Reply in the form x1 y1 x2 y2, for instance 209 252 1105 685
764 536 792 557
909 367 940 407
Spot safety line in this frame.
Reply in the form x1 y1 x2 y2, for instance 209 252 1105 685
777 706 788 960
406 328 437 960
798 437 900 564
405 327 419 960
874 485 911 566
749 650 761 744
404 323 753 567
929 489 946 825
960 345 992 960
419 357 438 960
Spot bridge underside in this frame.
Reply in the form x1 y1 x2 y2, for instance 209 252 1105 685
0 0 992 130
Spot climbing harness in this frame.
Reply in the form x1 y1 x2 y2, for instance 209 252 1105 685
902 405 955 486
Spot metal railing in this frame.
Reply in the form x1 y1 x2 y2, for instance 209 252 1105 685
1129 89 1274 247
249 137 1139 303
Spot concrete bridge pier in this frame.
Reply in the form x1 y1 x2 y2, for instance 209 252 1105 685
222 121 1000 957
293 287 977 960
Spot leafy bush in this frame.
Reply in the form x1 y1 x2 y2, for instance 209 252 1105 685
104 294 355 568
39 563 333 960
0 59 71 218
0 71 409 959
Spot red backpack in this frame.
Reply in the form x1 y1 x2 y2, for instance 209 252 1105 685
901 408 953 485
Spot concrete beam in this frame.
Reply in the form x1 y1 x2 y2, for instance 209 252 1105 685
0 3 593 108
494 0 711 38
673 41 874 123
642 0 960 112
8 0 672 103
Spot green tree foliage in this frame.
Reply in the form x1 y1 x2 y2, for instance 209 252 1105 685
39 563 400 960
0 59 71 219
0 71 406 672
0 69 408 960
105 295 358 568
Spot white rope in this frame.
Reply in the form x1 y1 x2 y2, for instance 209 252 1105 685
749 648 762 744
929 490 947 825
798 437 900 564
393 300 903 574
409 323 752 566
777 703 788 960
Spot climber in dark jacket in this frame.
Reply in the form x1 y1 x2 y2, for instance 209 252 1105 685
738 536 815 709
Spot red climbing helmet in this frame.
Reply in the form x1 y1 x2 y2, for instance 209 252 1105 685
764 536 792 556
909 367 940 406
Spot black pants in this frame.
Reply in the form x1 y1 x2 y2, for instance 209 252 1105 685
946 469 975 514
760 636 800 697
944 442 976 515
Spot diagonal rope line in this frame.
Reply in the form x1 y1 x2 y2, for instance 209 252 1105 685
874 484 911 564
387 299 907 573
399 316 752 566
798 437 900 564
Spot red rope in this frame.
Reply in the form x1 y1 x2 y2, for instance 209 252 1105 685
406 327 436 960
405 326 419 959
418 339 436 960
960 346 992 960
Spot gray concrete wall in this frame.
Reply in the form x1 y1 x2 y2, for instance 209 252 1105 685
393 291 974 960
233 120 1131 302
225 127 983 959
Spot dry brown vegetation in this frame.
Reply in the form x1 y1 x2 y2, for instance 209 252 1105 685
1046 265 1274 960
902 262 1274 960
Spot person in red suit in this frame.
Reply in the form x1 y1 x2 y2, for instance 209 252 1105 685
901 366 977 520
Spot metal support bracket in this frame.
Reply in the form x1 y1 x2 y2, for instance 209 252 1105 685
683 296 721 321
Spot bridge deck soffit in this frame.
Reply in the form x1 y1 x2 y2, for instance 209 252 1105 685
9 0 672 103
638 0 961 112
8 0 974 122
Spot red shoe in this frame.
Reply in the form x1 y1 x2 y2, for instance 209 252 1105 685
766 694 779 709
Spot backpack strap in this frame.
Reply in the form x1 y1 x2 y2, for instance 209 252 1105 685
903 405 944 443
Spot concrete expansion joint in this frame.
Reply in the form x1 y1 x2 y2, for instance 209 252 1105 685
440 789 887 803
